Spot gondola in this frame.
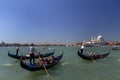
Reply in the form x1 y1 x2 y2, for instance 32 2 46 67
20 53 63 71
77 50 110 60
8 51 54 59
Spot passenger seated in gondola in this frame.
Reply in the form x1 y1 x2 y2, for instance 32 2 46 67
45 59 49 64
44 59 48 65
89 52 96 56
39 58 48 66
49 55 55 63
38 58 47 66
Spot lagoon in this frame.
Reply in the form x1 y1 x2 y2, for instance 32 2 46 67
0 46 119 80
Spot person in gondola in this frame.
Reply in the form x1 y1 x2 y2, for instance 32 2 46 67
89 52 96 56
16 45 20 55
80 44 85 53
42 58 48 66
49 55 55 63
38 58 48 66
30 43 37 64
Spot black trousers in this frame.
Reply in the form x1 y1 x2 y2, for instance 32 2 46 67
30 53 35 64
81 49 84 53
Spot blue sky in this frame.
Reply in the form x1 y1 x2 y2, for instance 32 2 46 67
0 0 120 44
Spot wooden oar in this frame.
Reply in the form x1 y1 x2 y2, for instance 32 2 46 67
88 52 96 63
91 57 96 63
39 56 49 77
36 49 49 76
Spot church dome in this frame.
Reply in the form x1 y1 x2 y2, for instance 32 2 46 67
97 34 104 42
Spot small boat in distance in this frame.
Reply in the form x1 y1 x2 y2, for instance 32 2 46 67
112 46 120 50
77 51 110 60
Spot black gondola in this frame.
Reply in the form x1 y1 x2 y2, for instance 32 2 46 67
8 51 54 59
77 50 110 60
20 53 63 71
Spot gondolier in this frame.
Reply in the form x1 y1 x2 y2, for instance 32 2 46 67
16 45 20 55
30 43 37 64
80 44 85 53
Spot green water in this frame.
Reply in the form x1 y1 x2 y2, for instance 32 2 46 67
0 46 120 80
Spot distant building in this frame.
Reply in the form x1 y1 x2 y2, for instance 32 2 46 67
0 41 6 47
83 33 105 47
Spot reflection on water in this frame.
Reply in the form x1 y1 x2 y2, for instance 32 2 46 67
2 63 13 66
61 60 69 65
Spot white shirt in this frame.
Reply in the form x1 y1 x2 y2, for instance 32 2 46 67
81 45 84 49
30 46 35 53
